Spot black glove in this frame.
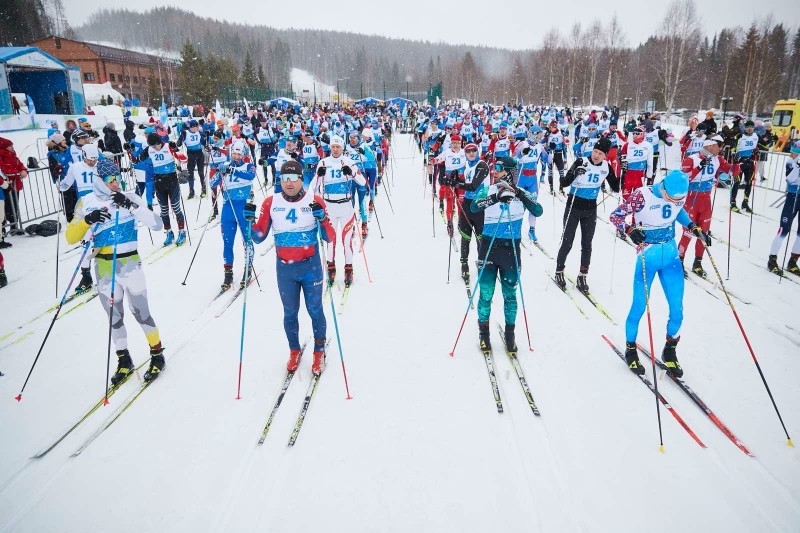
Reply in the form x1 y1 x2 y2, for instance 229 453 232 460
168 141 177 150
495 180 515 203
357 147 365 155
84 208 111 225
111 192 132 210
341 165 353 176
627 226 646 245
620 157 628 173
257 157 265 166
316 166 326 177
123 142 131 150
521 147 531 156
574 166 587 176
290 152 300 160
699 157 711 169
244 201 257 221
689 223 712 247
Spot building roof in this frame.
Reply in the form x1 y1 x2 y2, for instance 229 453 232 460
0 47 71 70
83 41 178 67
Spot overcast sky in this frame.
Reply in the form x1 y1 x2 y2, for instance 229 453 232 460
65 0 800 50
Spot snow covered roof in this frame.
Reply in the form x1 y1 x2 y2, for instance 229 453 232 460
0 47 71 70
82 41 179 67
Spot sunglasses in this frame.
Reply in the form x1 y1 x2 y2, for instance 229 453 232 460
102 174 119 184
494 162 504 171
281 173 302 182
465 148 478 153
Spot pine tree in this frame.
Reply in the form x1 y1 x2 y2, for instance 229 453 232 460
177 40 205 104
241 50 257 87
257 64 267 88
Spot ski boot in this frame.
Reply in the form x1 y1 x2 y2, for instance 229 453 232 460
187 189 195 200
504 324 518 355
439 199 444 215
576 273 590 295
110 349 134 387
0 238 11 249
143 346 165 382
368 200 374 213
460 259 470 283
75 267 93 294
528 227 537 242
0 268 6 288
311 340 326 375
327 261 336 287
163 230 175 246
221 265 234 291
211 205 219 219
741 199 752 213
175 230 187 246
200 187 207 199
730 202 740 213
767 255 783 275
446 221 454 238
478 321 491 352
344 264 353 288
691 257 706 278
554 270 566 290
361 221 368 240
616 229 628 241
287 348 303 373
786 254 800 276
240 266 254 289
549 186 555 195
662 336 683 378
625 342 645 376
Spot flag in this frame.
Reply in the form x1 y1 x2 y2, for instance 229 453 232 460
216 99 222 116
26 95 36 128
160 100 167 125
243 98 250 114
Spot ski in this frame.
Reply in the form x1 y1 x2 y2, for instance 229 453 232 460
215 270 262 318
257 338 311 445
496 323 540 416
600 335 707 448
71 380 154 457
147 244 181 265
0 290 97 342
59 293 98 319
0 331 32 352
635 343 753 457
287 339 331 446
259 242 275 256
337 286 351 315
688 269 751 304
33 363 147 458
479 344 503 413
532 240 553 259
563 275 617 324
546 270 588 319
682 270 721 300
323 281 334 303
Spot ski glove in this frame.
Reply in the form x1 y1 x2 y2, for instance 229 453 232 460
688 223 712 247
309 201 326 221
357 147 365 155
626 226 646 245
316 166 326 177
521 147 531 156
111 192 132 210
341 165 353 176
244 202 257 221
84 208 111 225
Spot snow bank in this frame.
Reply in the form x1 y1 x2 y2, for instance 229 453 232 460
83 83 125 107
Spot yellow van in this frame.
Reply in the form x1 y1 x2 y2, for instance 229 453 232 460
771 99 800 151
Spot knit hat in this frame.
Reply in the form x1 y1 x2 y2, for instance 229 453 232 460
594 138 611 154
280 160 303 175
48 133 65 144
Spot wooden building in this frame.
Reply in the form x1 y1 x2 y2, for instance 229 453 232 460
28 36 178 104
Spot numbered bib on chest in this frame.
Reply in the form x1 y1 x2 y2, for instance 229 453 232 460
271 191 318 247
636 187 683 230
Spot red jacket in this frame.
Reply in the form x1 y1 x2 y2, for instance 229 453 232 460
0 137 26 190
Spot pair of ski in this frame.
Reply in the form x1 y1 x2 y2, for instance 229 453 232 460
547 270 614 323
682 268 751 304
258 338 329 446
521 238 553 260
146 243 184 265
214 270 262 318
31 359 152 458
601 336 753 456
479 323 540 416
0 289 98 343
323 282 352 315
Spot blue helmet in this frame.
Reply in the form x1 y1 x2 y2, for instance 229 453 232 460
499 121 509 129
661 169 689 200
529 125 543 134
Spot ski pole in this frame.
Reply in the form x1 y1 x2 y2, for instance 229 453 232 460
179 191 192 247
508 208 533 351
369 187 384 239
235 222 254 400
181 211 213 285
15 223 99 401
354 209 373 283
447 219 453 283
704 246 794 446
55 212 61 298
779 190 800 285
318 222 352 400
748 175 755 248
431 170 436 238
103 211 121 405
449 207 505 357
640 248 665 452
381 177 395 214
727 205 732 280
609 220 618 294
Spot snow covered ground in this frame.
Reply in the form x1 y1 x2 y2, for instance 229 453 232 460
0 133 799 532
291 68 344 102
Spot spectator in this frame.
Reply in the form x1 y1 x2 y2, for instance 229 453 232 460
103 122 123 157
757 122 778 182
700 110 718 135
11 96 20 115
0 137 28 235
63 119 78 145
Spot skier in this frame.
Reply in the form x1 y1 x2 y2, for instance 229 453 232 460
677 136 736 277
313 135 366 287
300 129 321 187
0 171 7 285
469 156 543 353
207 129 230 220
59 143 103 293
345 130 376 239
142 132 187 246
453 142 490 282
65 159 166 383
177 119 207 199
211 141 256 290
251 159 335 374
767 140 800 275
544 120 567 194
255 116 279 187
514 127 548 241
431 135 466 237
730 120 759 213
618 126 654 239
609 169 710 377
555 138 620 292
274 134 301 194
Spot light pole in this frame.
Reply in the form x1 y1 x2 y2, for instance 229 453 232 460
721 96 733 122
336 77 350 106
623 97 631 123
